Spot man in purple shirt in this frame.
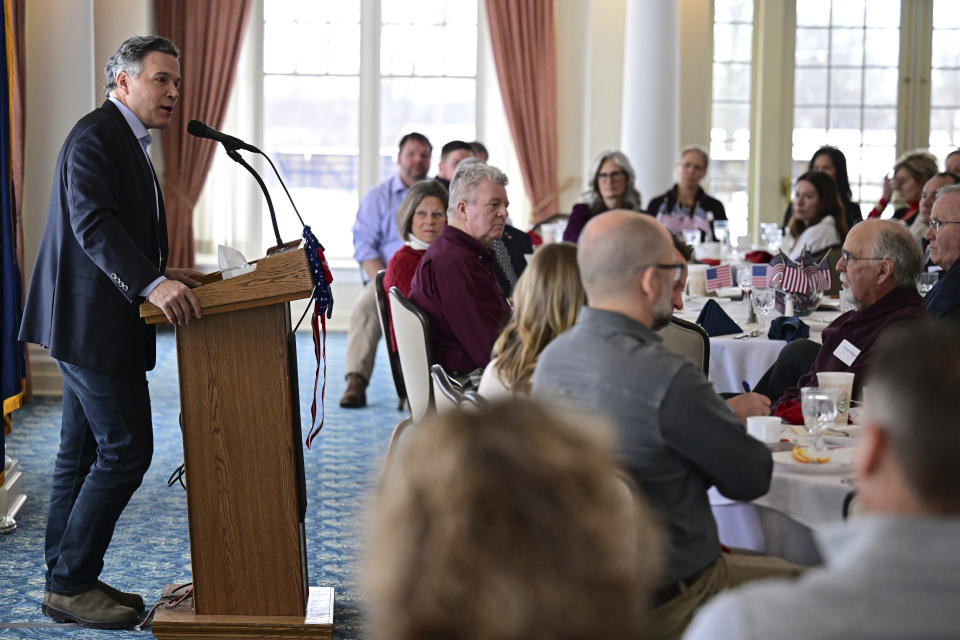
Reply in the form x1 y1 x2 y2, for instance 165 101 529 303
341 132 432 408
409 162 512 378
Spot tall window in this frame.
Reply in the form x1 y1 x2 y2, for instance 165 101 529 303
792 0 900 211
261 0 478 264
929 0 960 163
710 0 753 240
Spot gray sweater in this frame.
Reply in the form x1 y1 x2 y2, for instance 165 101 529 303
532 307 772 586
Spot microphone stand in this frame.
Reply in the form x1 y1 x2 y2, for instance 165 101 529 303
223 145 285 253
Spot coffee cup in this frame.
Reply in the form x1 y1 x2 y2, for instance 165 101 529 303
687 264 709 297
817 371 855 424
746 416 782 443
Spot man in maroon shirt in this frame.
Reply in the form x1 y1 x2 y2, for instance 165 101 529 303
409 162 512 378
768 220 927 421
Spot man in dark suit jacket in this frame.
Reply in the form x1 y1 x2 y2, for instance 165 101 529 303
19 36 202 629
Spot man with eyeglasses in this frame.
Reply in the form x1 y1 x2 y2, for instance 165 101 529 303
533 211 801 640
766 220 927 422
922 183 960 320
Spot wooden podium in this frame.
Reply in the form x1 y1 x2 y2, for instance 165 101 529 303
140 248 333 639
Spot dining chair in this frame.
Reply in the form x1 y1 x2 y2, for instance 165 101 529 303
374 270 407 411
430 364 463 414
379 416 413 494
388 287 434 423
659 316 710 374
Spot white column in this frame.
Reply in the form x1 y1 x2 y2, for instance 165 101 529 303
620 0 679 208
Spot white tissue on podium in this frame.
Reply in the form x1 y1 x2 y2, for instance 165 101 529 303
218 244 256 280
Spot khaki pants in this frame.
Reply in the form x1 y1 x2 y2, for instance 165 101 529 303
650 552 804 640
344 281 381 381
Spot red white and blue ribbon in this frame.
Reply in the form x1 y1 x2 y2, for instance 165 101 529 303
301 225 334 449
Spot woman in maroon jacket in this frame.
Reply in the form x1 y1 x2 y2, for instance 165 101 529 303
383 180 448 350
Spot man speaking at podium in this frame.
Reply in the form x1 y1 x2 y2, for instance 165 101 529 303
19 36 203 629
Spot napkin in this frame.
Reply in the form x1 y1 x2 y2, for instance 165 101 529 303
695 299 743 336
744 250 773 263
767 316 809 342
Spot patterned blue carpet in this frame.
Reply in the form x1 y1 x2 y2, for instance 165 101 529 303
0 329 402 639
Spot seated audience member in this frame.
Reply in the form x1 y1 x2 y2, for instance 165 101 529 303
363 399 664 640
383 180 448 350
766 220 926 417
781 146 862 231
563 149 642 243
923 183 960 319
533 211 800 640
479 243 586 398
946 148 960 175
409 162 512 379
784 171 849 260
434 140 474 190
647 145 727 242
468 139 488 162
685 321 960 640
866 150 938 222
910 171 960 247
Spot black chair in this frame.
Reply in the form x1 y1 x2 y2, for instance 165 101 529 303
374 270 406 411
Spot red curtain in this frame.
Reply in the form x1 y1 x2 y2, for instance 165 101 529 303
156 0 251 268
484 0 559 225
9 0 27 398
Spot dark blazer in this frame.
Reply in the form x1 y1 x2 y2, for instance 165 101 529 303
20 101 167 376
924 262 960 320
492 224 533 298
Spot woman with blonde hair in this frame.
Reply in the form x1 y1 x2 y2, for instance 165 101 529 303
867 149 938 222
478 243 586 397
363 399 663 640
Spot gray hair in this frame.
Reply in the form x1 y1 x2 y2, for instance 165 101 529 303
871 220 924 287
578 150 642 213
447 160 509 220
865 321 960 513
104 35 179 97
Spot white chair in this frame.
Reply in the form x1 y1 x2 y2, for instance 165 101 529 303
388 287 434 422
431 364 463 414
658 316 710 374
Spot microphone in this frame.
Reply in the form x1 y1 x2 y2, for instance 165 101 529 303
187 120 260 153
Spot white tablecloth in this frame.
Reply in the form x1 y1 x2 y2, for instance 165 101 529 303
676 296 839 393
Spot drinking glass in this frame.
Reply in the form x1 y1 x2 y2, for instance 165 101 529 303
737 265 756 322
801 387 838 454
750 287 775 332
682 228 701 248
918 272 939 295
712 220 729 246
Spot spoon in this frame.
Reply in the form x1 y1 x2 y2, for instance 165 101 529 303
734 330 761 339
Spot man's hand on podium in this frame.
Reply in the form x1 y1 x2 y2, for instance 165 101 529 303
149 268 205 326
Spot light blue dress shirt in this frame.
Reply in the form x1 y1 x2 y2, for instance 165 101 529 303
351 173 408 277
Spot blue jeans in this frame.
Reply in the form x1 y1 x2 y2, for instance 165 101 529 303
45 360 153 595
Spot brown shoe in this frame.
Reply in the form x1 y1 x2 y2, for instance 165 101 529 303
98 580 145 612
44 587 139 629
339 374 367 408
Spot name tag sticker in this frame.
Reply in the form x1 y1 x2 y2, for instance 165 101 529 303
833 339 861 367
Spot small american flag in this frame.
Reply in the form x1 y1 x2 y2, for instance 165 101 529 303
751 264 769 288
706 264 732 291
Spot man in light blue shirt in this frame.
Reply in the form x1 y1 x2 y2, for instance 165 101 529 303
684 320 960 640
341 132 431 407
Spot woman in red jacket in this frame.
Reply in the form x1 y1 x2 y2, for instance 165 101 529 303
383 180 449 350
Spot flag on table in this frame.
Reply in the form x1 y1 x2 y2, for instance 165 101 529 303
705 264 732 291
1 0 25 483
751 264 769 288
767 250 832 293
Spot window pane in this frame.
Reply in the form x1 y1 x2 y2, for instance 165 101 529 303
862 108 897 145
831 0 865 27
932 30 960 68
796 0 831 27
263 19 297 74
864 0 900 27
713 23 752 63
863 28 899 67
795 67 828 105
714 0 752 23
793 107 826 131
933 0 960 28
830 68 863 106
932 69 960 107
712 63 751 101
381 0 446 24
863 68 898 106
265 76 359 149
830 28 864 66
796 28 829 66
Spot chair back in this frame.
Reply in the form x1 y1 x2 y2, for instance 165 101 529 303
431 364 463 413
389 287 434 422
374 270 407 409
658 316 710 374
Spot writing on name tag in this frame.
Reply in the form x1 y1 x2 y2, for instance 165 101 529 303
833 339 861 366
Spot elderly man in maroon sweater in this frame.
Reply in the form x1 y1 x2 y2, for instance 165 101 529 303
769 220 927 422
409 162 512 380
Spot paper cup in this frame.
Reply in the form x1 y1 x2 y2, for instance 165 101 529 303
817 371 855 424
696 242 721 260
687 264 709 297
746 416 783 443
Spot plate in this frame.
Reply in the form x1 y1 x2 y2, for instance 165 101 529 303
818 298 841 311
773 446 856 474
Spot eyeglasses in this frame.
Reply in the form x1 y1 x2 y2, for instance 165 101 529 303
926 218 960 233
597 171 626 182
839 250 888 263
641 262 687 286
